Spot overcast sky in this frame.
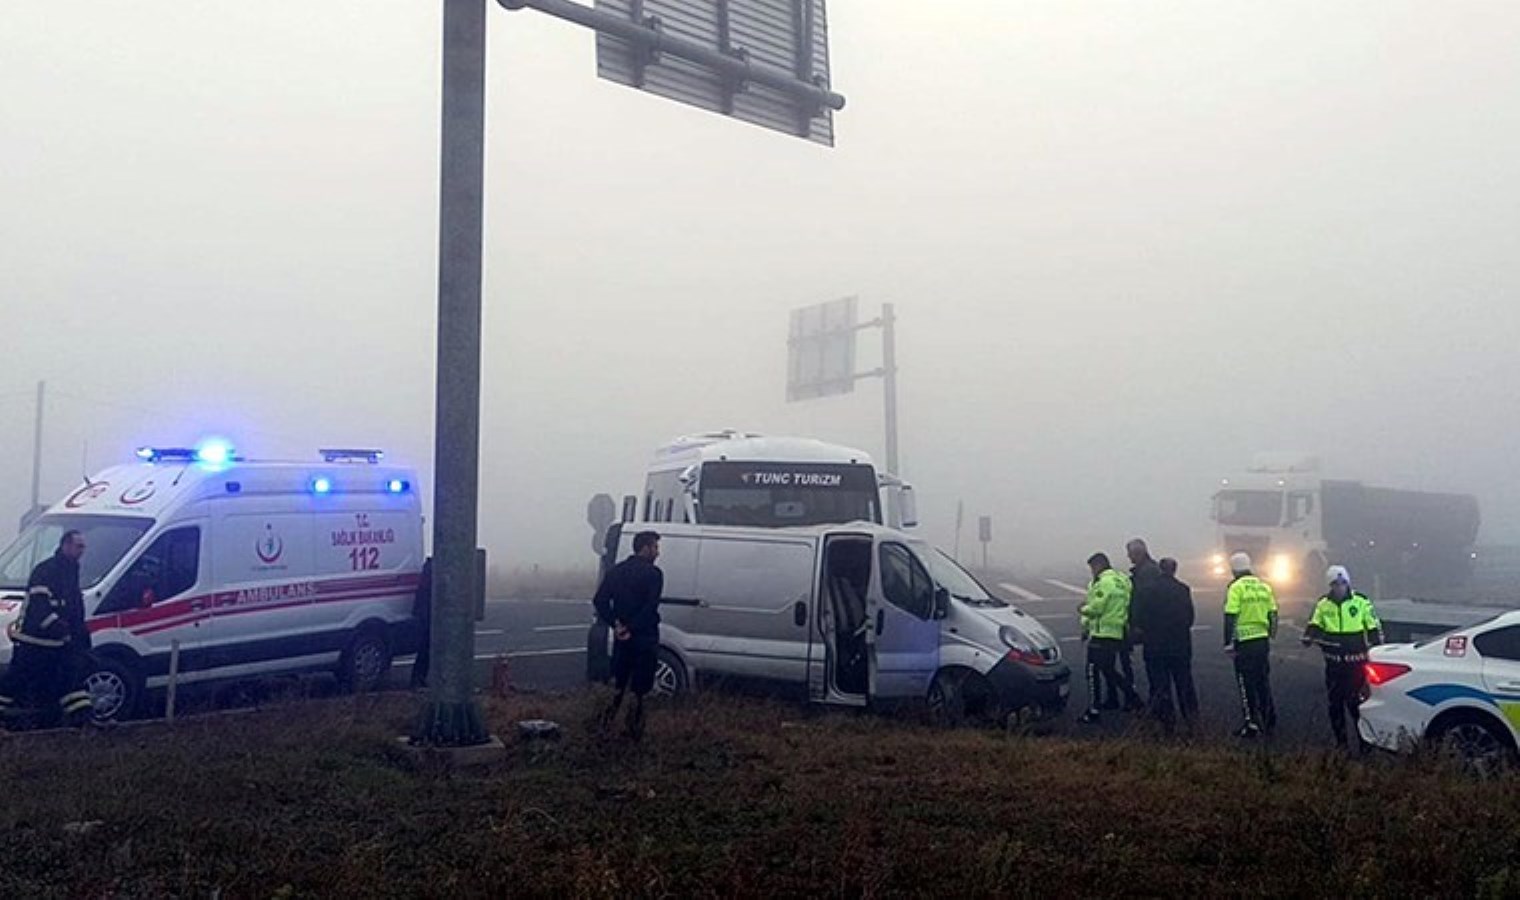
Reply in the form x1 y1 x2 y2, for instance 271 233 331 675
4 1 1519 571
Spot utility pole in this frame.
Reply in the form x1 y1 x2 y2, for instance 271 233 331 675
30 380 45 514
413 0 491 748
953 499 964 562
881 302 900 478
405 0 842 747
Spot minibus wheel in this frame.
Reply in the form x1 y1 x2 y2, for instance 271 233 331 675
927 670 967 726
652 648 687 698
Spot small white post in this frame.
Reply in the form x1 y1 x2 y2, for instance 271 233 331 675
166 639 181 724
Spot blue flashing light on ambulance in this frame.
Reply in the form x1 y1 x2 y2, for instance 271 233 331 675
0 443 424 722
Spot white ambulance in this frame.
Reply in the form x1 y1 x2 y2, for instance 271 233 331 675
0 444 424 721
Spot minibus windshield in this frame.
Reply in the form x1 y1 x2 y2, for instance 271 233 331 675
924 548 1006 608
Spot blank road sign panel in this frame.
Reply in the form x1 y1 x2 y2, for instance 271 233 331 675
596 0 835 145
788 296 857 401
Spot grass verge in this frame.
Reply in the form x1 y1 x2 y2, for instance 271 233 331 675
1 691 1517 898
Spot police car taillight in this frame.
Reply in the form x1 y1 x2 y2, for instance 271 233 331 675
1365 662 1411 686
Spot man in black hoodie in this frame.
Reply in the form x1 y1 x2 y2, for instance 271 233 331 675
1131 554 1199 731
593 530 664 739
1121 539 1162 706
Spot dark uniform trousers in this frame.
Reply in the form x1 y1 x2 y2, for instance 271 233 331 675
1233 638 1276 731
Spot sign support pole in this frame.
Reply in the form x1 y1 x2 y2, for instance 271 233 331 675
414 0 491 747
881 302 900 478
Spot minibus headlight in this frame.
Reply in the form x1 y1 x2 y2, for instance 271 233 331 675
999 626 1045 666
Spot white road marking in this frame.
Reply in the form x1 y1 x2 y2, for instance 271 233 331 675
1044 579 1087 596
1059 636 1083 644
532 624 587 633
474 647 586 660
475 629 505 636
998 582 1046 602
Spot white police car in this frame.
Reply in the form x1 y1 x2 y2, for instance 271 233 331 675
1359 609 1520 771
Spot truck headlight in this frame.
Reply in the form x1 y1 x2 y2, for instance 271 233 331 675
1269 554 1294 583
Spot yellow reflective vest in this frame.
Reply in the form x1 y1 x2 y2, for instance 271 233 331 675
1225 574 1277 643
1081 569 1132 641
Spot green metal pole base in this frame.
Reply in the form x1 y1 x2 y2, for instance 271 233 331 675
410 698 490 747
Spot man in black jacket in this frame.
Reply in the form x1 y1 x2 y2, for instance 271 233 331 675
0 530 95 727
593 530 663 739
1131 557 1199 731
1119 539 1162 706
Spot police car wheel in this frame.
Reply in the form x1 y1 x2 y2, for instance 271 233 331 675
651 649 686 699
86 657 140 722
1435 718 1515 775
340 632 392 693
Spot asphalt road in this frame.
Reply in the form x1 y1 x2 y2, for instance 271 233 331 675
437 579 1346 750
989 578 1333 746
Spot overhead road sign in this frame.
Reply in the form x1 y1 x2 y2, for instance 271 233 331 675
502 0 843 144
787 296 858 401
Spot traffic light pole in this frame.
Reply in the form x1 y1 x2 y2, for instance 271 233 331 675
414 0 491 747
30 380 45 515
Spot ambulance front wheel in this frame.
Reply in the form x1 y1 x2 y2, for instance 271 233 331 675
85 655 143 722
339 628 392 693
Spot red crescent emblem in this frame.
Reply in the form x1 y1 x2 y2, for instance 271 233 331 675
65 482 111 509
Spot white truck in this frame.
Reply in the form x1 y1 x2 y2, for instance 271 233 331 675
633 430 917 531
1210 454 1481 592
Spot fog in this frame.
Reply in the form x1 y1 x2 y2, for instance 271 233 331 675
4 1 1519 572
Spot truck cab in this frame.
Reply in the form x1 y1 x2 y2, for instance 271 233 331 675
1209 455 1325 586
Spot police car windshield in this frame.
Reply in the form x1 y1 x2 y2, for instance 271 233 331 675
0 515 152 591
924 548 1006 608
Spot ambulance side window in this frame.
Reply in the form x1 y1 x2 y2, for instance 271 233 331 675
99 527 201 614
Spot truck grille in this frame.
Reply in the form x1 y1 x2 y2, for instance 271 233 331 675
1224 535 1271 563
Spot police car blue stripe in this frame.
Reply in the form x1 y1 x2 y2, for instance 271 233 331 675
1407 683 1520 708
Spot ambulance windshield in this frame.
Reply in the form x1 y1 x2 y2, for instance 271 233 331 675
0 515 153 591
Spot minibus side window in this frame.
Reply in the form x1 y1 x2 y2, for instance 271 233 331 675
879 543 934 621
98 527 201 614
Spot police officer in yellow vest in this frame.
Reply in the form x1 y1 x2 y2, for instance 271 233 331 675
1223 552 1278 738
1302 565 1382 748
1077 552 1143 724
